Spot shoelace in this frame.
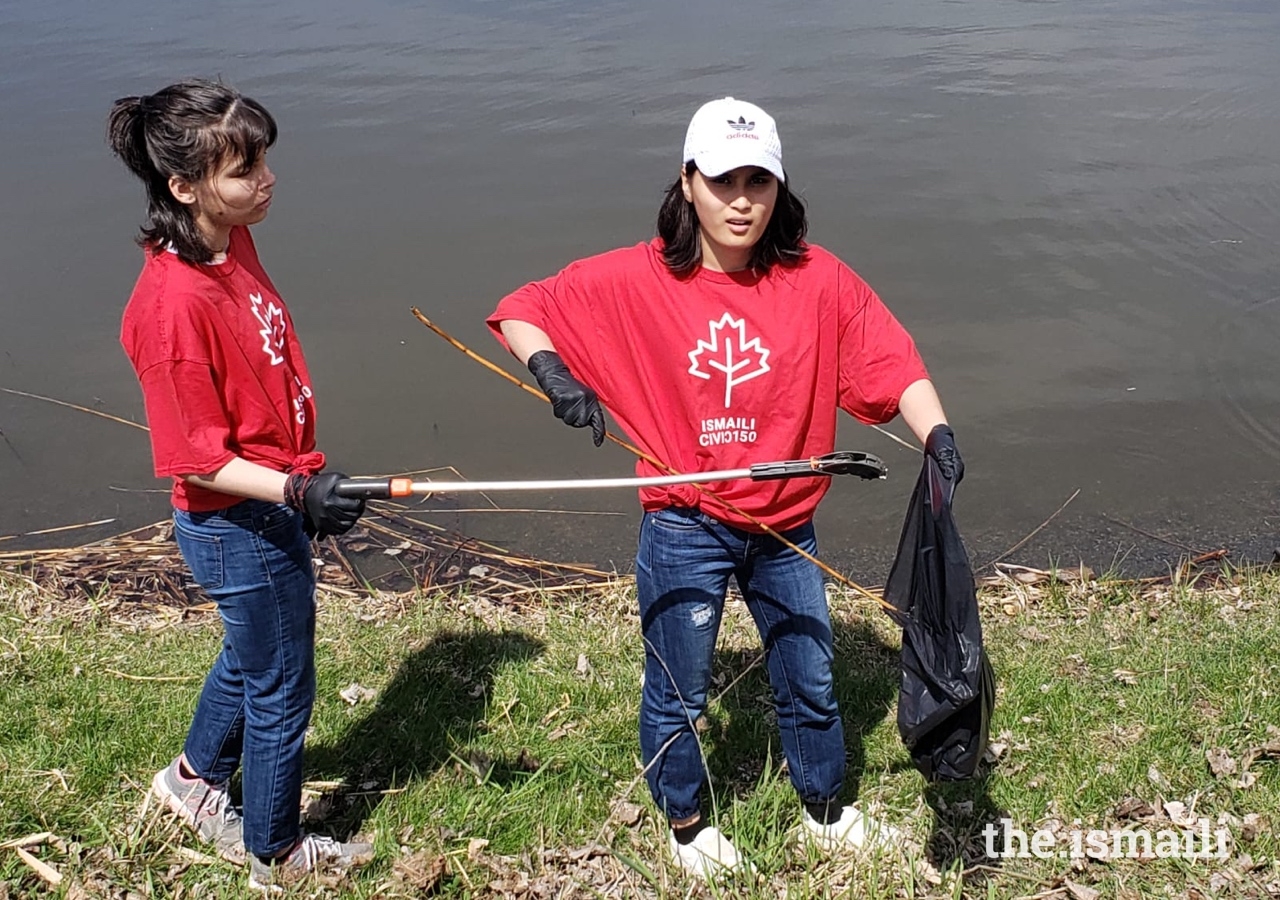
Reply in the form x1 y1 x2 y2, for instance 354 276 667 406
193 782 236 824
289 834 351 870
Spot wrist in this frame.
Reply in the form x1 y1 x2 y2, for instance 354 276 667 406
283 472 311 510
527 349 564 376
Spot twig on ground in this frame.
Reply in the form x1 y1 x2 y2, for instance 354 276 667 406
12 847 62 886
0 833 56 850
104 669 199 682
174 847 221 865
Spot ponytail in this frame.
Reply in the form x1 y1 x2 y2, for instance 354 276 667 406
105 96 153 181
105 79 277 265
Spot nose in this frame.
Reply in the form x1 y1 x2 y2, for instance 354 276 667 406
260 164 276 190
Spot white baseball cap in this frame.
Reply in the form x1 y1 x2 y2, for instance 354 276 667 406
682 97 785 183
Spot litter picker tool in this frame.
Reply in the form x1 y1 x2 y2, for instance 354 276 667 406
333 451 886 499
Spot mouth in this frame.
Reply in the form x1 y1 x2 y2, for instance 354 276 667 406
726 218 752 234
256 195 273 209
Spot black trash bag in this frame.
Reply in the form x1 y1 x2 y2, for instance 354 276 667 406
883 454 995 781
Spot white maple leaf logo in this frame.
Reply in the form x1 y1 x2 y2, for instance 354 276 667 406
687 312 771 408
249 292 286 366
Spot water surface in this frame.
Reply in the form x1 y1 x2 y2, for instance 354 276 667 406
2 0 1278 579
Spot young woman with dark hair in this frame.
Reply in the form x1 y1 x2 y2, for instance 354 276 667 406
108 78 372 893
488 97 963 880
657 160 809 275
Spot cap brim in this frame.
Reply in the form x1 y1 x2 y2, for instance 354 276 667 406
691 150 785 183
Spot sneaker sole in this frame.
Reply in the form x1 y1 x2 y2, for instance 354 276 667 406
247 874 285 894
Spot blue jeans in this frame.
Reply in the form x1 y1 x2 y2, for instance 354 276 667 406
635 507 844 822
173 500 316 859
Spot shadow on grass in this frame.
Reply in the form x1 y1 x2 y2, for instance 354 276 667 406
304 628 545 836
709 614 1007 888
920 772 1008 889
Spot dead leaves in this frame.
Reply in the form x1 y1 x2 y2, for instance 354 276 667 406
1064 879 1101 900
384 840 640 899
983 563 1095 616
389 850 447 895
540 690 579 742
609 800 644 829
1204 727 1280 789
339 681 378 705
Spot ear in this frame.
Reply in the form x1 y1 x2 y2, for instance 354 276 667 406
680 166 693 203
168 174 199 206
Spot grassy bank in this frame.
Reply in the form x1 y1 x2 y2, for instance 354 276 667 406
2 560 1279 898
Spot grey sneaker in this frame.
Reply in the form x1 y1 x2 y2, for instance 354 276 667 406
150 755 245 864
248 833 375 893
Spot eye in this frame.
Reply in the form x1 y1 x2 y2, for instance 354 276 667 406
750 174 773 185
233 156 266 179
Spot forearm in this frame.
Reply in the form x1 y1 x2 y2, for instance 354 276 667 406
180 456 290 503
500 320 557 366
897 378 949 445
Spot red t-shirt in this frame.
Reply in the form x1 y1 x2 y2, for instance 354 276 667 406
487 240 929 531
120 226 324 511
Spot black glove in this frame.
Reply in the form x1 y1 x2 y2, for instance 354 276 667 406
285 471 366 539
526 350 606 447
925 424 964 484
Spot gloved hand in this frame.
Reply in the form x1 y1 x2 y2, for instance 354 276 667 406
285 471 366 539
527 350 606 447
925 424 964 484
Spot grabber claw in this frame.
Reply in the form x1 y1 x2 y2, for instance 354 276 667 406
749 451 887 481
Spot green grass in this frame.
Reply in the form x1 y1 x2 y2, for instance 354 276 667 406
2 565 1279 898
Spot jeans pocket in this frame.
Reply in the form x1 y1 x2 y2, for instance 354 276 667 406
258 503 300 538
173 517 225 591
649 507 706 532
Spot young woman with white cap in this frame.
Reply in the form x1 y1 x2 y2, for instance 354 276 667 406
487 97 962 880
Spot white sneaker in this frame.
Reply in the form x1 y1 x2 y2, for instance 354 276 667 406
801 804 901 852
667 825 750 880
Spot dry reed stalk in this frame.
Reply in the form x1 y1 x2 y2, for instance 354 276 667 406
2 500 616 623
0 387 148 432
0 518 117 544
12 846 61 886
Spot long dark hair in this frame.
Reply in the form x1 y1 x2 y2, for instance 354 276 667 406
657 162 808 277
106 79 277 265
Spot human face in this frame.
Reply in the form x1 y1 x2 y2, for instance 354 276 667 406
170 151 276 252
681 165 779 273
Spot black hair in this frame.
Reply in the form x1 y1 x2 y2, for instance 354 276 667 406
106 79 277 265
656 162 808 277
